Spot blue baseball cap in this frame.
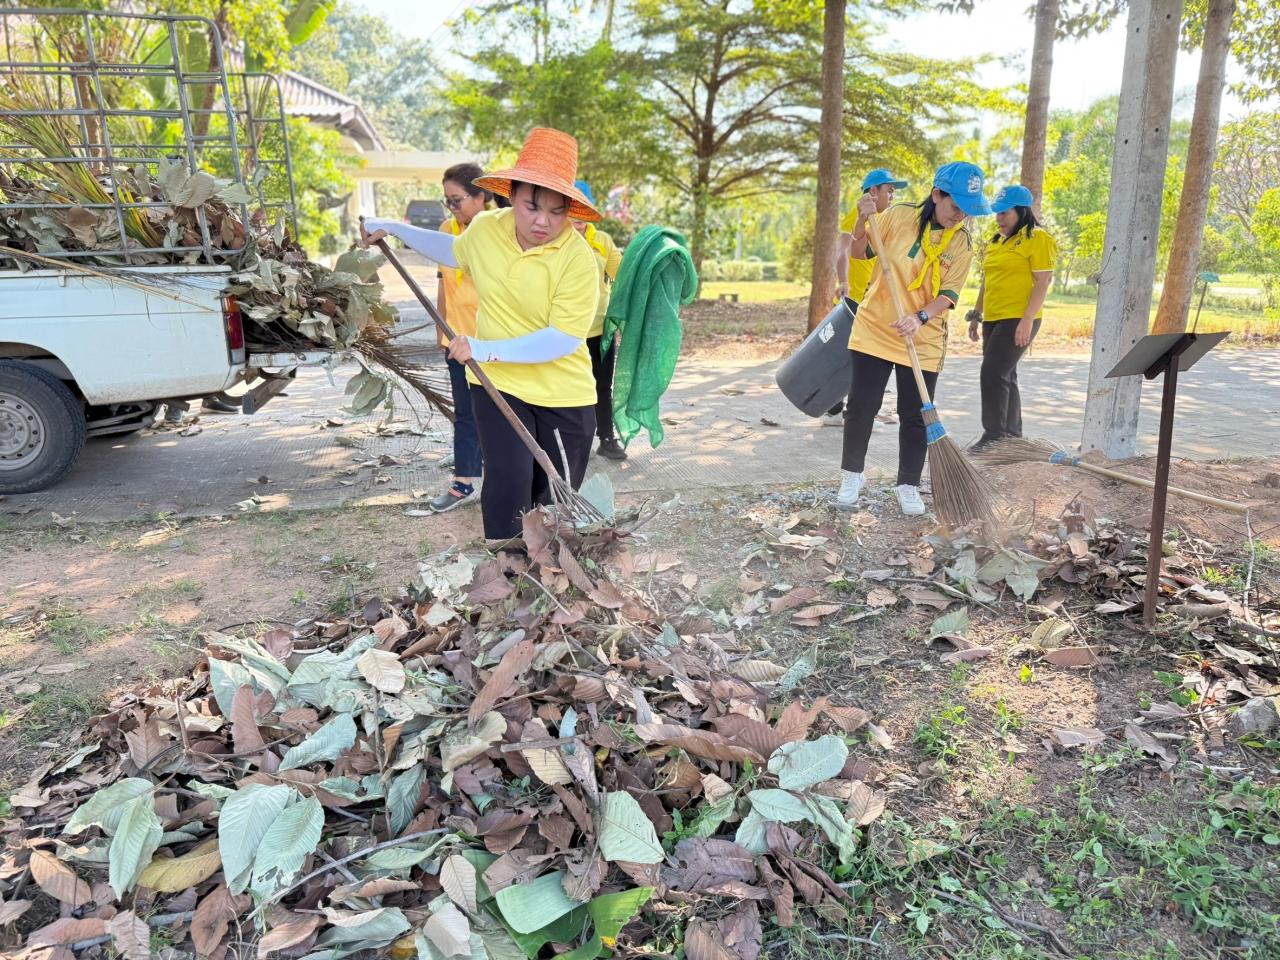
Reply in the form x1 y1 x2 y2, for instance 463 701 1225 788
991 184 1034 213
933 161 991 217
861 168 908 191
574 180 597 207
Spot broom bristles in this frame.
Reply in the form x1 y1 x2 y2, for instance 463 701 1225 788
974 437 1064 467
927 434 1002 530
353 330 455 423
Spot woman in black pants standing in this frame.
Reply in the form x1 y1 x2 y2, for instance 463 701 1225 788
966 184 1056 451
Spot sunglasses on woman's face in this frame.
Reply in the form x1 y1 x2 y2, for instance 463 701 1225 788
443 195 469 210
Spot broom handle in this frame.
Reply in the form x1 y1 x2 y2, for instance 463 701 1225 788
1061 459 1248 515
367 232 568 485
865 217 935 406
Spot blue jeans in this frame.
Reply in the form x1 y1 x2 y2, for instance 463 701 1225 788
448 358 483 478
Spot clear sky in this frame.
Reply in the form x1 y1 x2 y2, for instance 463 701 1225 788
353 0 1252 122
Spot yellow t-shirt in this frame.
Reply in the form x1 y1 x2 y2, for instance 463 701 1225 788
849 203 974 374
583 224 622 338
438 216 480 342
452 208 599 408
981 227 1057 321
839 208 876 303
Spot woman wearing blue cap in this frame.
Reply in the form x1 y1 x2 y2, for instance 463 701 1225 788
966 185 1056 450
836 161 990 516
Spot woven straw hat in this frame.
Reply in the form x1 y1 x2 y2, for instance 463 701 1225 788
473 127 601 222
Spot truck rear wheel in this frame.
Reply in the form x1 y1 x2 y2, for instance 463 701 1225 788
0 361 86 494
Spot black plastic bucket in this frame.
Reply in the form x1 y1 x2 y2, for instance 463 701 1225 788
775 299 855 416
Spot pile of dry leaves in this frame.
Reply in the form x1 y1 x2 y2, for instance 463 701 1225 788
0 163 395 353
0 507 888 960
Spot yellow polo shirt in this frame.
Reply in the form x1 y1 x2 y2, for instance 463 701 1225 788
981 227 1057 321
839 208 876 303
452 208 599 408
583 224 622 338
437 216 480 342
849 203 974 374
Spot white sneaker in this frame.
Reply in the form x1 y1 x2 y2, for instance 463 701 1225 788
821 413 843 427
895 484 926 516
835 471 864 510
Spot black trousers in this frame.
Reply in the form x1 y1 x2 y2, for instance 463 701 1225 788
979 318 1040 445
587 334 617 442
840 350 939 487
470 386 595 540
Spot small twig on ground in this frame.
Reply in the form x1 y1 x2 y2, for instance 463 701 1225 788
263 828 448 906
933 890 1073 956
69 911 196 951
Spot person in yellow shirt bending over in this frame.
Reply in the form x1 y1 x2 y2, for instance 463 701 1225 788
837 161 990 516
572 180 626 461
824 168 909 426
360 127 601 541
965 184 1057 451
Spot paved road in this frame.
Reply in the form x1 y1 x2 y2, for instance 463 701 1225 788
4 281 1277 522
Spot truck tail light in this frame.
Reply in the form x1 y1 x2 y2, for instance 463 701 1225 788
222 296 245 350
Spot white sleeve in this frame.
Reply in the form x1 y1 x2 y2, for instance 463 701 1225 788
363 218 458 268
466 327 580 364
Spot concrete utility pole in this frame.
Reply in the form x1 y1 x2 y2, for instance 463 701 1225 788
1080 0 1185 457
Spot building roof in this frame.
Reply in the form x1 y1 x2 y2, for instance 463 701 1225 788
222 51 385 151
276 71 385 151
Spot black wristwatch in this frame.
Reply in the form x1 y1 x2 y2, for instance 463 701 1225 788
916 309 930 325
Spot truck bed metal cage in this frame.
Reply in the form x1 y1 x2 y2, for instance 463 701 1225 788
0 7 297 266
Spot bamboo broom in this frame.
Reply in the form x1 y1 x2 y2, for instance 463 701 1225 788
977 437 1248 515
864 216 1000 529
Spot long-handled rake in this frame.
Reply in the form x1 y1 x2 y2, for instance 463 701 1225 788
977 437 1248 515
368 233 606 527
865 217 1000 529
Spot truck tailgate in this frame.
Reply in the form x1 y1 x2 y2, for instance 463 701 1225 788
0 267 237 404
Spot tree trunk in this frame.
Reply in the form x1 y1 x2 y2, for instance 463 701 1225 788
1080 0 1184 458
1020 0 1058 211
1151 0 1236 334
807 0 846 332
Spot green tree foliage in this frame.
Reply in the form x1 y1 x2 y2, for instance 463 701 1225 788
292 1 447 150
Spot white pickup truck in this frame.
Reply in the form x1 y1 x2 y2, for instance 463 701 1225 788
0 265 335 494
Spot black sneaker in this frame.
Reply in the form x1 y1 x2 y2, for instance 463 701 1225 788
202 396 240 414
429 481 477 513
597 438 627 461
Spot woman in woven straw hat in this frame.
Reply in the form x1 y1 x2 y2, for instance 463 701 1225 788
361 127 602 541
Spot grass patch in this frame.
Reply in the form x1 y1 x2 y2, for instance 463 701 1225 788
39 603 111 654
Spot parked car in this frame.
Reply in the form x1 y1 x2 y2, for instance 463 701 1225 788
404 199 447 231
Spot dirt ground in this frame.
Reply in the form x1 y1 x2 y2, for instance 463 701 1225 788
681 298 1096 363
3 457 1279 958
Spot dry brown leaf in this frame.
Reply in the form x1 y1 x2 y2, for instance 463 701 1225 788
191 885 249 957
357 649 406 694
28 917 106 947
939 647 993 663
845 781 887 826
105 911 151 960
138 838 222 893
257 912 322 958
792 604 840 622
1049 726 1106 751
1042 646 1102 668
633 722 761 762
0 900 33 926
865 587 897 608
770 587 821 615
1124 722 1176 764
468 633 535 729
439 854 478 915
685 919 738 960
29 850 92 907
230 685 266 757
755 857 794 928
901 586 955 610
729 659 787 683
